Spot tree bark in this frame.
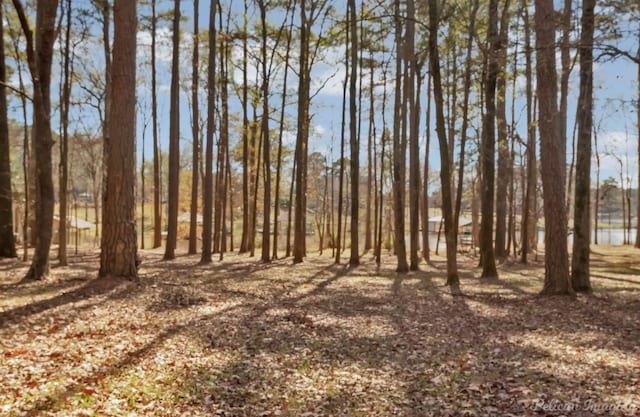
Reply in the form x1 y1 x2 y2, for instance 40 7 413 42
428 0 459 291
535 0 572 295
163 0 181 260
57 0 73 266
99 0 139 279
13 0 58 280
392 0 408 272
521 0 537 263
494 0 511 260
273 2 295 259
293 0 310 264
479 0 499 280
200 0 217 264
571 0 594 292
188 0 200 255
151 0 162 249
259 0 271 262
349 0 359 266
636 40 640 249
239 0 250 254
0 3 16 259
407 0 420 271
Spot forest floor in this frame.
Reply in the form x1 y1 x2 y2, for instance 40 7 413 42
1 246 639 417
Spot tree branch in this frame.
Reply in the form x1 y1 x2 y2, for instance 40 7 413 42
0 81 32 101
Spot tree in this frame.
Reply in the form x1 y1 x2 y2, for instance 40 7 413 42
637 42 639 250
99 0 138 279
335 12 348 265
151 0 162 249
348 0 359 266
428 0 460 292
97 0 112 251
494 0 511 260
200 0 217 264
12 0 58 280
406 0 420 271
57 0 74 266
273 1 296 259
520 0 537 263
571 0 595 292
478 0 500 280
0 3 17 259
188 0 200 255
164 0 181 260
391 0 408 272
535 0 572 295
5 13 31 261
293 0 330 264
239 0 250 254
258 0 271 263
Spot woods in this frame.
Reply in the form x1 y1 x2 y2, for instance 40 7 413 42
0 0 638 287
1 1 640 415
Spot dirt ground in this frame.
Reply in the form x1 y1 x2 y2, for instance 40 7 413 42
1 246 639 417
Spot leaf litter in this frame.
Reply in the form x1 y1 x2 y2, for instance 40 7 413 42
0 246 639 416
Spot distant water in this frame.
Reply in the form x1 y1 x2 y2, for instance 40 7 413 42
428 228 637 251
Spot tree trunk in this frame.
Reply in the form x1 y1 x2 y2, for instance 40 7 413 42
163 0 181 260
239 0 250 254
594 125 600 245
99 0 138 279
13 0 58 280
259 0 271 262
421 72 431 262
479 0 499 280
57 0 73 266
273 2 295 259
535 0 572 295
571 0 594 292
349 0 359 266
406 0 420 271
392 0 408 272
365 42 374 254
636 41 640 249
428 0 459 291
335 15 348 265
100 0 112 250
152 0 162 249
0 3 16 259
200 0 217 264
521 0 537 263
494 0 511 260
188 0 200 255
293 0 310 264
454 0 479 243
215 9 230 255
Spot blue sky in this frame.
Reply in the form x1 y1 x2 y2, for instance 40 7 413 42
5 0 639 190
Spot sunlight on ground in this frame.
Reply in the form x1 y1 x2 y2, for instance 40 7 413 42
1 246 639 416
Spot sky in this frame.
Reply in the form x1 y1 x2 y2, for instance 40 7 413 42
4 0 639 190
